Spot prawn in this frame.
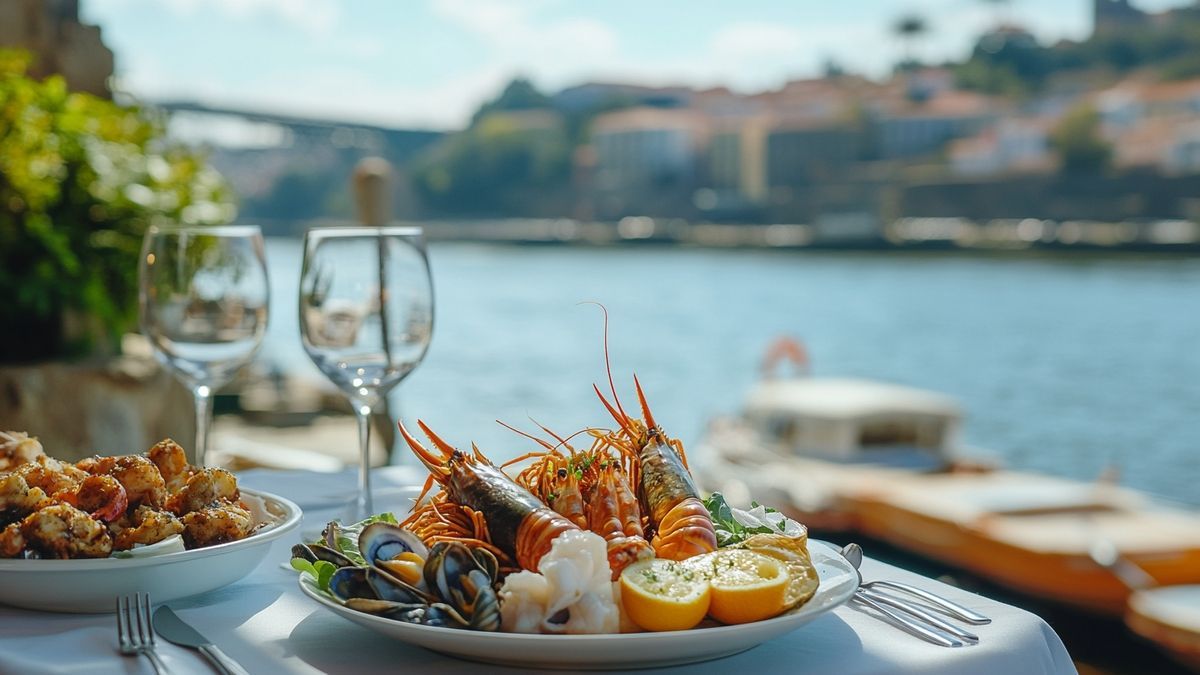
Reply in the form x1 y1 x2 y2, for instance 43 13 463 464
503 422 652 577
587 304 716 561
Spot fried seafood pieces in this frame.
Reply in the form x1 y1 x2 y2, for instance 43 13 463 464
0 434 255 559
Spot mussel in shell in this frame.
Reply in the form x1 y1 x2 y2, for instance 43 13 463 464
359 522 428 565
343 599 472 628
424 541 502 631
328 566 430 605
314 520 500 631
292 542 356 568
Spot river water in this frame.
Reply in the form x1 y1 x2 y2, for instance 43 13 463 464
260 238 1200 507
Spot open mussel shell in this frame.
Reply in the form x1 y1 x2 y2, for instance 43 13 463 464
322 522 343 550
343 598 471 628
464 571 501 632
423 542 502 632
329 565 432 605
360 522 429 565
470 547 499 581
329 566 374 602
368 567 433 604
292 543 356 568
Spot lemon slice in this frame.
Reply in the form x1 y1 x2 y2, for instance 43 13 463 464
684 549 789 624
619 558 711 631
742 533 821 610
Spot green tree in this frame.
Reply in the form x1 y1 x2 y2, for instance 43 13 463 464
413 112 570 215
1051 105 1112 174
470 78 552 125
0 50 234 361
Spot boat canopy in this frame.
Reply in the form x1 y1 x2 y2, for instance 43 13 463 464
742 377 962 460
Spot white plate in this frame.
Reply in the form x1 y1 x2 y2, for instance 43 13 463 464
0 488 302 613
298 540 858 670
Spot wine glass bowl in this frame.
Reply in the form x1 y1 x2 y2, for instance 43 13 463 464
299 226 433 517
139 225 270 467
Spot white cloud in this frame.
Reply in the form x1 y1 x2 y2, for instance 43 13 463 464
711 23 806 62
430 0 619 87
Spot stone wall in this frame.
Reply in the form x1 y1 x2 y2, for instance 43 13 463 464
0 355 195 463
900 170 1200 221
0 0 114 97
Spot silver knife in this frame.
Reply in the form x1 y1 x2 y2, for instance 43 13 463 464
153 606 251 675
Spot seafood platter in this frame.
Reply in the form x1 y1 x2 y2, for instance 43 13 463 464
292 368 859 667
0 431 300 612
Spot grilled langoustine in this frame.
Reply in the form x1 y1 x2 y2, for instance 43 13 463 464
399 420 582 572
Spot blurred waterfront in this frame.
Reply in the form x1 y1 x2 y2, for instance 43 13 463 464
256 237 1200 507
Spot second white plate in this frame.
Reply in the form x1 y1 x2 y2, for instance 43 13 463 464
0 488 302 613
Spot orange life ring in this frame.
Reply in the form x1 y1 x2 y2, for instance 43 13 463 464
761 336 809 379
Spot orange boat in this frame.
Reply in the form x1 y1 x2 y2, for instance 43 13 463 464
698 374 1200 617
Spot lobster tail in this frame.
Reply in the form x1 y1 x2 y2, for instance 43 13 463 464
650 497 718 561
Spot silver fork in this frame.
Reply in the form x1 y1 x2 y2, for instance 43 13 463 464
842 543 991 625
117 593 172 675
838 543 982 647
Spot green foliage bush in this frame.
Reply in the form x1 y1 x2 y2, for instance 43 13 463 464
0 50 235 362
1051 105 1113 175
413 109 570 216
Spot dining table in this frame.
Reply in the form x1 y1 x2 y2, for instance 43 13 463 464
0 465 1077 675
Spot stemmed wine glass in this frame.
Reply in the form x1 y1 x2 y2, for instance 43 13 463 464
299 226 433 518
139 225 270 467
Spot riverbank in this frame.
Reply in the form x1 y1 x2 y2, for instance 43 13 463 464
251 216 1200 254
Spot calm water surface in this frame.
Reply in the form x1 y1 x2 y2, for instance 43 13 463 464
261 239 1200 506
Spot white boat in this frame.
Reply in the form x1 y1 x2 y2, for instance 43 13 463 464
697 376 976 530
697 371 1200 617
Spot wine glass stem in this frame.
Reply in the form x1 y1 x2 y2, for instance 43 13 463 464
355 407 374 518
193 384 213 468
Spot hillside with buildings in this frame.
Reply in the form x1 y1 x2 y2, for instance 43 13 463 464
393 0 1200 232
6 0 1200 241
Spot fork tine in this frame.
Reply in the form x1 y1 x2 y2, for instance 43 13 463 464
124 595 135 646
135 593 148 646
141 593 157 646
116 596 127 647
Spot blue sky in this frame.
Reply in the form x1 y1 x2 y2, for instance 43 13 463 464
83 0 1190 130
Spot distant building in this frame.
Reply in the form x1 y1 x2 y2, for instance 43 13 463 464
875 91 997 159
1095 77 1200 171
948 118 1054 176
591 107 708 211
1166 121 1200 173
704 116 769 216
0 0 113 97
766 122 863 187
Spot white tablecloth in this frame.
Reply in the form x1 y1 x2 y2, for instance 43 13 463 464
0 467 1077 675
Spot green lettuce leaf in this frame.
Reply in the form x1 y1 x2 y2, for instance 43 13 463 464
704 492 800 547
316 512 399 566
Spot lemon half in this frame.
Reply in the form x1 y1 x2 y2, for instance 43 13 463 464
619 558 711 631
742 533 821 610
684 549 790 625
